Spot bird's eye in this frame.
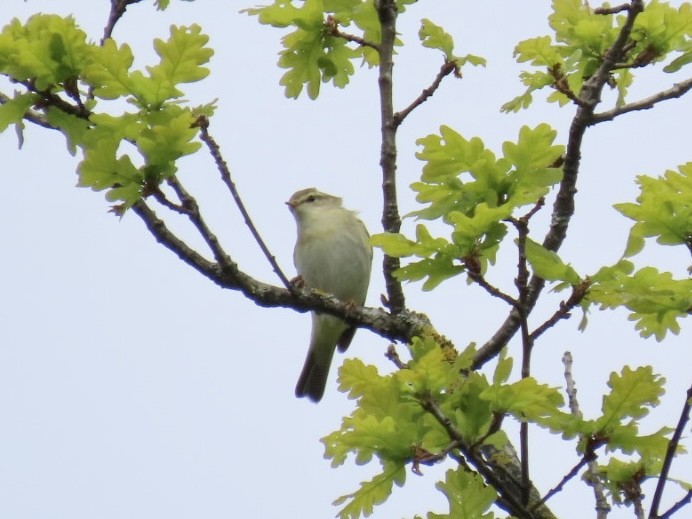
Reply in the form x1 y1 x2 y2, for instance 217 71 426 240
306 195 316 203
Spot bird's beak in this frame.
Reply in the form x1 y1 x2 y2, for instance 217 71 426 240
286 200 296 210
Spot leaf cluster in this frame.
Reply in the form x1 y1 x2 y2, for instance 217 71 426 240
372 124 564 290
325 336 579 518
503 0 692 112
243 0 483 99
0 15 215 207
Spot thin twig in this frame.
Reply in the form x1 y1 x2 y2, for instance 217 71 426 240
195 116 293 291
394 61 458 127
659 489 692 519
148 184 190 215
649 384 692 518
509 214 534 504
385 344 406 369
591 77 692 124
534 457 591 509
467 271 520 308
165 176 235 268
325 15 379 51
529 280 590 342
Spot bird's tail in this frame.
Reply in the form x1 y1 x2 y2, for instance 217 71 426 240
295 347 333 403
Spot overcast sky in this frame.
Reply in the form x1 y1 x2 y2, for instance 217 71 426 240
1 1 690 518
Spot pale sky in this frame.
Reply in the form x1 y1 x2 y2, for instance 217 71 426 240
1 1 690 518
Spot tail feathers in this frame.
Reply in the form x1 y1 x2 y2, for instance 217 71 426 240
295 355 328 402
295 346 336 403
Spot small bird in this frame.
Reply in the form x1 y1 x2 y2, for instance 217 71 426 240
287 188 373 402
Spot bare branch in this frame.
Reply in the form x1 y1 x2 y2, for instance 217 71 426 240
130 197 430 343
659 489 692 519
562 351 581 417
649 384 692 519
196 116 294 291
394 61 458 127
376 0 406 314
562 352 610 517
591 77 692 124
102 0 144 43
534 457 591 510
529 280 590 342
467 270 520 308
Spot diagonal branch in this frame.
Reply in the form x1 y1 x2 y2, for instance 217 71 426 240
649 384 692 519
325 15 379 51
195 116 294 291
473 0 645 370
131 198 431 344
591 77 692 124
394 60 458 127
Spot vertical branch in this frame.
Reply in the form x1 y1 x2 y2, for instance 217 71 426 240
376 0 406 314
563 352 611 518
513 214 534 504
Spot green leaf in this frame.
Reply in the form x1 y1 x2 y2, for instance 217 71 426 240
0 14 89 89
589 264 692 340
333 461 406 519
419 19 454 60
0 92 36 133
600 366 665 427
244 0 363 98
525 237 581 283
481 377 565 424
145 24 213 105
84 39 137 100
492 350 513 386
615 163 692 251
136 106 201 177
428 468 497 519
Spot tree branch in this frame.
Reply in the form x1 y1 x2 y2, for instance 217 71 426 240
472 0 645 370
376 0 406 314
394 60 458 128
418 395 553 519
529 280 590 342
196 116 294 291
591 77 692 124
649 384 692 519
467 270 520 308
130 196 430 342
659 489 692 519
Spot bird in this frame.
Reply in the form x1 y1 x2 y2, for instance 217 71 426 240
287 188 373 402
